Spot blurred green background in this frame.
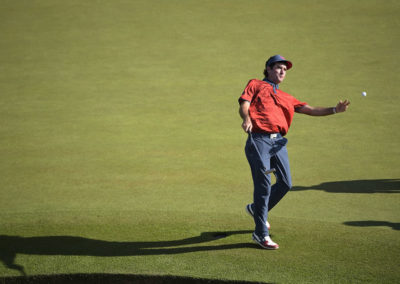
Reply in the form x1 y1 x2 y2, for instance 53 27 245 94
1 0 399 282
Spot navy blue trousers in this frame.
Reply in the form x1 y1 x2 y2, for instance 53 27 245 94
245 132 292 237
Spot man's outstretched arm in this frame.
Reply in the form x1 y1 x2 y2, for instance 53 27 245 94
296 100 350 116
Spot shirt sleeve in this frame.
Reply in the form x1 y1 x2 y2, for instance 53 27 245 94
238 79 256 104
292 96 307 109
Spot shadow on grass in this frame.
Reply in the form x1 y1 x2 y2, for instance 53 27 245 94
343 220 400 230
292 179 400 193
0 230 254 276
0 273 268 284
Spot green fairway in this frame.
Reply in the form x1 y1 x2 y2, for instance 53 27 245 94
1 0 399 283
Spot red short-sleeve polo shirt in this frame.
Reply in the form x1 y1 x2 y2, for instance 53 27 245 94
239 79 307 135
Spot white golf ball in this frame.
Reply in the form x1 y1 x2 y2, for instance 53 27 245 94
362 91 367 97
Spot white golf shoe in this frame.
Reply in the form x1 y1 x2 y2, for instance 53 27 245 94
252 233 279 250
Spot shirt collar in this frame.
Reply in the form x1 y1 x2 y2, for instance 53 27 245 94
263 78 279 94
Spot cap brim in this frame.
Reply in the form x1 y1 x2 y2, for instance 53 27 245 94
268 60 293 70
283 60 292 70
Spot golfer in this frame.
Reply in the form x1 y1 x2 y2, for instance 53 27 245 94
239 55 350 249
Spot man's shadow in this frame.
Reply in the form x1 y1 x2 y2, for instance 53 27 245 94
291 179 400 194
293 179 400 233
343 221 400 231
0 230 253 276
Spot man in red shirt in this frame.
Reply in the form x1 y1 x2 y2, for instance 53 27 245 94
239 55 350 249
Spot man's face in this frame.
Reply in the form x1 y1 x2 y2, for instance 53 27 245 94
267 62 287 84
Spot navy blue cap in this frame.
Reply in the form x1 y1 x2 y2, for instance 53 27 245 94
265 55 293 70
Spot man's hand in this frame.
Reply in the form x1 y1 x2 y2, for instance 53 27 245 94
335 100 350 113
239 101 252 133
242 117 253 133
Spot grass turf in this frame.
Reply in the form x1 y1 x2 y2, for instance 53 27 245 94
1 0 399 283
